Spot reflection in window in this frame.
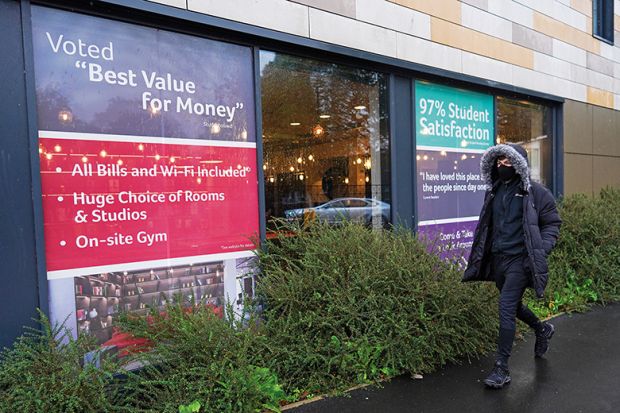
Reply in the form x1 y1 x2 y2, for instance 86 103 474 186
593 0 614 44
260 51 391 231
496 97 553 190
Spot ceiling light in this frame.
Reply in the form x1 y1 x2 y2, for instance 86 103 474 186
319 115 330 119
290 122 301 126
354 105 366 110
312 124 324 137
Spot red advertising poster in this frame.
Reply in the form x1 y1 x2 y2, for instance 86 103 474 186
31 6 259 343
40 134 258 277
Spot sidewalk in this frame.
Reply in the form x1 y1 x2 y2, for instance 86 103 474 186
290 303 620 413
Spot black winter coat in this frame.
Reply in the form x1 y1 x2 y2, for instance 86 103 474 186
462 144 562 298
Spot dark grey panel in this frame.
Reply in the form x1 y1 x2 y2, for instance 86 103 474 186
0 0 42 348
389 75 414 229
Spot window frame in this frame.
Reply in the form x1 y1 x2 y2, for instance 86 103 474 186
593 0 615 45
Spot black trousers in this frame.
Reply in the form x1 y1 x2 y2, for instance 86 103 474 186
492 253 541 366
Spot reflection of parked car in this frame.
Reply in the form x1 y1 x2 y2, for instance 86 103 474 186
284 198 391 227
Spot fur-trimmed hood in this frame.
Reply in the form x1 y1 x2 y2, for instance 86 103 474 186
480 143 530 190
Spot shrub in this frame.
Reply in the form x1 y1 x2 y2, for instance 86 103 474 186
525 187 620 315
253 221 498 394
0 311 119 413
2 189 618 411
113 302 284 413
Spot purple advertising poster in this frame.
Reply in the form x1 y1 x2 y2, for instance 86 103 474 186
416 150 486 222
417 219 479 263
415 82 494 262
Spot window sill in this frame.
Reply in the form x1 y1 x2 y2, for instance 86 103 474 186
592 34 615 46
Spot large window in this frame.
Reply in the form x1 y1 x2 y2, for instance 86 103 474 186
593 0 614 44
496 97 554 190
260 52 391 231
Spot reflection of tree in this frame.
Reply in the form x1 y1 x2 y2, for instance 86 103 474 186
36 86 186 137
261 55 317 141
261 54 391 218
260 54 389 166
36 85 89 131
92 97 183 137
496 98 551 186
497 98 548 143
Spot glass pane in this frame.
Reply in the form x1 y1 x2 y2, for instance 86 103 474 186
496 96 554 190
260 51 391 230
344 199 370 208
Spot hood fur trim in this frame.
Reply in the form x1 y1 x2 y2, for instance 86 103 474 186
480 144 530 190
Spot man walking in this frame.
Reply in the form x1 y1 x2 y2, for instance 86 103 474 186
463 143 562 389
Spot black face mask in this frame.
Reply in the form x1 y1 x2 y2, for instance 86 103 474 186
497 165 517 182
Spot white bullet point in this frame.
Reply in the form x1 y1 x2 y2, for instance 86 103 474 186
57 196 64 202
60 240 66 246
55 167 62 173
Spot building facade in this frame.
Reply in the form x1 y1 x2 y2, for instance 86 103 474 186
0 0 618 347
165 0 620 195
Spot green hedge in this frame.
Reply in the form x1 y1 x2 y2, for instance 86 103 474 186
252 223 497 394
109 304 285 413
525 187 620 317
1 188 619 412
0 312 120 413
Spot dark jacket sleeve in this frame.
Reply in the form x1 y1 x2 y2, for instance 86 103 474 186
536 186 562 255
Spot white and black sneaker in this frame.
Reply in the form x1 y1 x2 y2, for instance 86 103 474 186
535 322 555 358
484 361 511 389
